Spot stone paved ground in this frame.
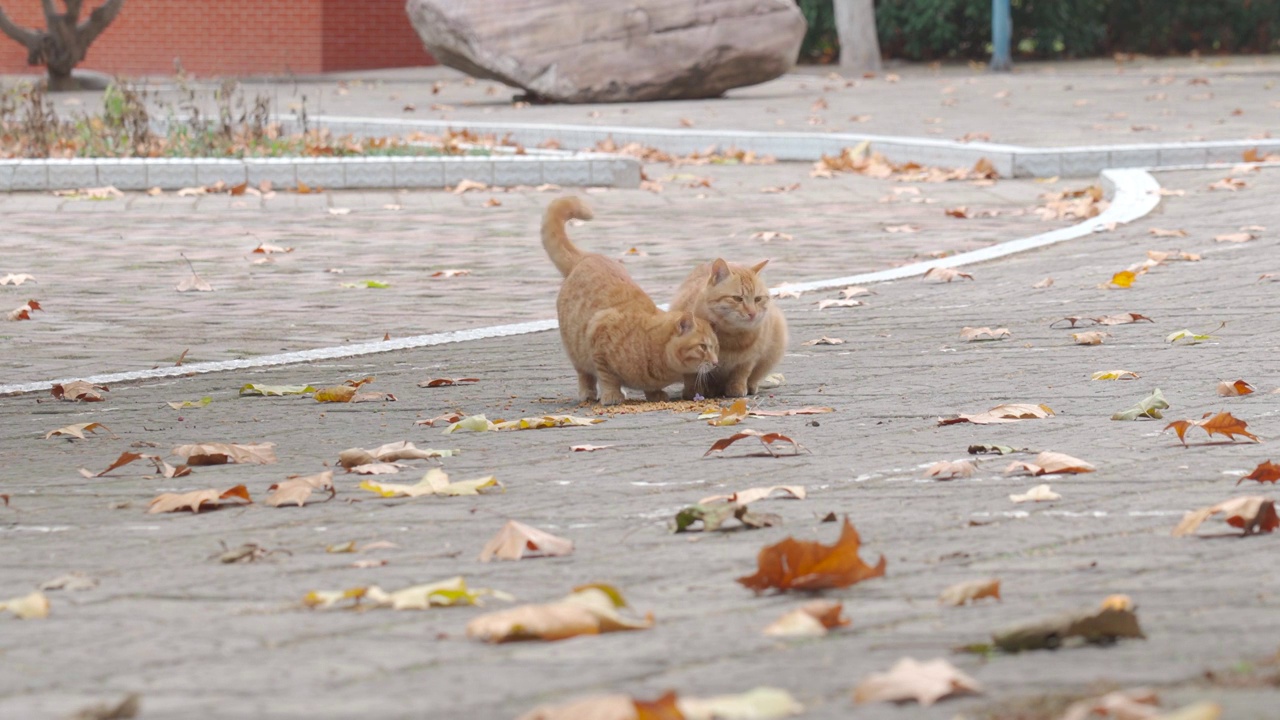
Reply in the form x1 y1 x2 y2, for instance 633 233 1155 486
4 61 1280 720
1 164 1077 384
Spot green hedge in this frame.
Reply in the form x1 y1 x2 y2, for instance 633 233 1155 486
797 0 1280 62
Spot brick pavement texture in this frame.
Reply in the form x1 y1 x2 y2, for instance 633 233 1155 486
2 165 1280 718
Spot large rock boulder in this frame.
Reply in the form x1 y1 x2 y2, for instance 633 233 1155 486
406 0 806 103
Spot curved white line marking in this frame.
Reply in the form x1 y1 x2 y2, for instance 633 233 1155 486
0 169 1160 397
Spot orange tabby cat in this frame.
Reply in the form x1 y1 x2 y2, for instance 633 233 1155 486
542 197 720 405
670 258 787 399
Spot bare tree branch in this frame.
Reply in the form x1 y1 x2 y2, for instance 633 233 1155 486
65 0 85 20
0 5 42 51
77 0 121 48
40 0 59 24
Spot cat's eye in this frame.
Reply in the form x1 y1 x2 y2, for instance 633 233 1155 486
754 296 766 303
731 295 744 302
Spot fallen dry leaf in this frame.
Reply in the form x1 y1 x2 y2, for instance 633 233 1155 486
1112 388 1170 421
1060 688 1161 720
172 442 277 466
924 267 974 283
175 255 213 293
252 243 293 255
763 599 850 637
923 460 977 480
1218 379 1256 396
313 385 356 402
802 336 845 346
751 231 794 243
816 298 864 310
148 485 252 514
705 428 807 458
0 273 35 285
44 422 110 440
304 576 505 611
737 518 885 593
939 578 1001 606
1072 331 1109 345
885 224 920 233
993 597 1144 652
517 691 694 720
1096 313 1154 326
960 327 1010 341
1109 270 1137 288
265 471 335 507
944 206 973 219
853 657 982 706
939 403 1055 426
703 398 749 427
760 183 800 194
80 451 188 479
570 444 614 452
1092 370 1140 380
360 468 501 498
748 406 834 417
1005 451 1096 476
7 298 42 320
840 285 875 298
1033 277 1054 289
38 572 97 591
699 485 806 505
1239 460 1280 485
466 584 653 643
1148 227 1187 237
416 412 464 427
418 377 480 387
1009 484 1062 503
1164 412 1260 446
1173 496 1279 537
478 520 574 562
51 380 107 402
452 179 487 194
1214 232 1255 243
0 591 50 620
337 441 456 470
430 269 472 278
1208 177 1246 191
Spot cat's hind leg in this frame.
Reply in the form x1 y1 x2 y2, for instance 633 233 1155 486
644 389 669 402
576 372 598 403
592 359 626 406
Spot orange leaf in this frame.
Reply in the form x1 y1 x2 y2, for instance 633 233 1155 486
1109 270 1136 288
737 518 886 593
1165 412 1260 446
1240 460 1280 485
1218 379 1256 396
704 428 806 457
634 691 685 720
148 484 252 514
314 385 357 403
418 377 480 387
1173 496 1279 536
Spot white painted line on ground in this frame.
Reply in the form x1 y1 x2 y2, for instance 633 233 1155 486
0 169 1160 397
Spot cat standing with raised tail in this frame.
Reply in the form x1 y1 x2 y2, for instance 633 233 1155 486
670 258 788 399
542 197 720 406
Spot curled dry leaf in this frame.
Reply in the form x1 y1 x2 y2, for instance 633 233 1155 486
1147 249 1200 263
802 336 845 346
417 412 464 427
968 444 1022 456
751 231 794 242
1096 313 1154 326
571 444 614 452
266 471 335 507
516 693 673 720
960 327 1010 341
431 269 472 278
38 572 98 591
1033 277 1054 289
51 380 107 402
704 428 807 458
884 224 920 233
672 502 781 533
148 484 252 514
1164 412 1259 446
853 657 982 706
167 396 212 409
841 285 875 298
763 600 850 637
1092 370 1140 380
1208 177 1246 191
444 414 604 433
44 422 110 440
0 591 50 620
939 403 1054 426
749 406 834 417
737 518 885 593
1217 379 1255 396
992 598 1144 652
701 398 750 426
1060 688 1162 720
699 485 805 505
1239 460 1280 485
1173 496 1279 537
1109 270 1137 288
172 442 277 466
337 441 457 470
313 385 356 402
252 243 293 254
1005 451 1095 476
1214 232 1255 243
466 584 653 643
1009 484 1061 503
939 578 1001 606
1111 388 1169 421
239 383 316 396
7 299 41 320
175 271 213 293
360 468 501 497
923 460 977 480
924 267 974 283
304 575 505 611
0 272 35 285
80 451 189 479
816 298 864 310
1148 227 1187 237
479 520 574 562
677 688 805 720
418 377 480 387
452 179 487 194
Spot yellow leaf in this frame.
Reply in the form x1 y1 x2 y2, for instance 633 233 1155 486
314 385 356 403
1109 270 1136 288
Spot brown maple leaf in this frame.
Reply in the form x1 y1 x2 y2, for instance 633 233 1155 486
923 267 974 283
763 599 850 637
81 450 189 478
478 520 574 562
939 578 1001 606
853 657 983 706
171 442 278 466
1238 460 1280 485
1164 412 1260 446
265 471 335 507
939 403 1055 426
1218 379 1256 396
50 380 108 402
148 485 252 514
737 518 886 593
418 377 480 387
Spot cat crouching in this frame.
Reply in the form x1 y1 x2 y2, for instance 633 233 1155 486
671 258 787 399
542 197 720 405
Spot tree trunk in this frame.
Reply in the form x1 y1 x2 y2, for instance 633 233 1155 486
833 0 881 74
0 0 123 91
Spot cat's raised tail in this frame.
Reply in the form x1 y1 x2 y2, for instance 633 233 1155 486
541 196 595 277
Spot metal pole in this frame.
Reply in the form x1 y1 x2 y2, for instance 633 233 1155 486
991 0 1012 72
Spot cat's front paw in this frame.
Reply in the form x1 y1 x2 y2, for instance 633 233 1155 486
723 382 748 398
644 390 669 402
600 390 626 406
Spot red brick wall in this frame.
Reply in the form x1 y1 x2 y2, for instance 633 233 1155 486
0 0 433 77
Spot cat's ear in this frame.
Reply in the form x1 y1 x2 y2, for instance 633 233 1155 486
749 259 770 275
675 312 696 336
708 258 731 285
